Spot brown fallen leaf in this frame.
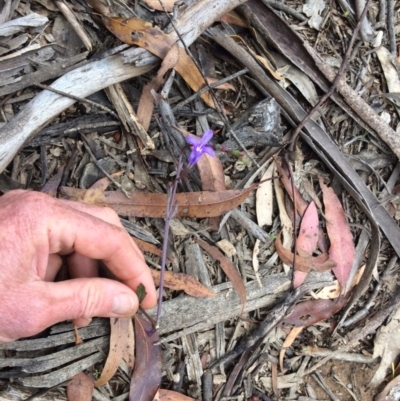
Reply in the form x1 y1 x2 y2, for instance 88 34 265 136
151 269 215 298
137 44 180 132
60 186 255 218
95 317 134 387
296 202 319 256
283 296 347 327
130 316 162 401
67 372 94 401
102 16 214 108
134 238 163 258
275 231 336 273
279 326 304 373
154 389 198 400
320 180 355 292
293 201 319 288
195 237 246 309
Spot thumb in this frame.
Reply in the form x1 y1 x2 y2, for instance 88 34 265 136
1 279 140 342
17 279 139 340
46 278 139 321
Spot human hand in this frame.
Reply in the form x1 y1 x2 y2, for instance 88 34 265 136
0 190 157 343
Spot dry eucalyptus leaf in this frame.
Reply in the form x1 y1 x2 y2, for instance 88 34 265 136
61 186 255 218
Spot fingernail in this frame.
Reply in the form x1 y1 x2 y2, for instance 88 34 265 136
111 293 136 315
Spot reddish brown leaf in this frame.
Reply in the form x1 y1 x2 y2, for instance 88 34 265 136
151 269 215 298
67 372 94 401
95 317 134 387
154 389 198 400
283 297 347 327
275 231 336 273
292 271 307 290
102 16 214 108
296 201 319 256
195 238 246 308
320 181 355 291
130 316 162 401
134 238 163 257
60 186 255 218
293 201 319 288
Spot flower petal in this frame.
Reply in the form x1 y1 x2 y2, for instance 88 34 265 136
203 146 215 157
188 150 201 166
186 135 201 146
200 129 213 145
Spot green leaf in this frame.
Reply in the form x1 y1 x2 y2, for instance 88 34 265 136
136 283 147 303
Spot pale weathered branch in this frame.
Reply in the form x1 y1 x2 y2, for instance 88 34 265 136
0 0 248 173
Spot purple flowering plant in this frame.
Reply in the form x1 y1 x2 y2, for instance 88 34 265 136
151 130 215 329
186 129 215 167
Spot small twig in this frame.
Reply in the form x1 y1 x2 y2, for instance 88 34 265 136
283 155 298 276
139 306 157 327
377 0 387 27
387 0 396 55
80 134 130 198
289 0 372 151
172 68 249 111
260 0 307 22
312 372 340 401
34 83 119 119
155 153 183 328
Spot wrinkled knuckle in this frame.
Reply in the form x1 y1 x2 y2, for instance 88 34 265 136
80 284 104 318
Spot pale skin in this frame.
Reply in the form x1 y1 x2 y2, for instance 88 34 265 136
0 190 157 343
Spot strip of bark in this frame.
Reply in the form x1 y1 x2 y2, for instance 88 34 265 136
304 42 400 162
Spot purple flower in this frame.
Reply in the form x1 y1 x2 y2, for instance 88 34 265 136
186 129 215 166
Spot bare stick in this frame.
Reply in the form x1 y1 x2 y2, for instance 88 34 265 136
172 68 249 111
289 0 372 151
34 83 118 119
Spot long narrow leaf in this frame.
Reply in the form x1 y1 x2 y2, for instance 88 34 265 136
320 181 355 291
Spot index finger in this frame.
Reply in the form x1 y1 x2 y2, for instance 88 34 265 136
39 196 156 309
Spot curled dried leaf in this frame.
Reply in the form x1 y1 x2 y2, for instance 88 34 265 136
151 270 215 298
283 297 347 327
275 231 336 273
